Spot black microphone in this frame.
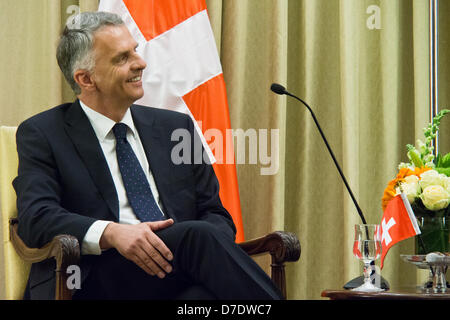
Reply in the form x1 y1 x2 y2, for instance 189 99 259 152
271 83 367 225
270 83 287 95
272 83 390 290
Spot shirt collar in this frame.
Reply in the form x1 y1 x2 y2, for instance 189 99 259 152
79 100 137 142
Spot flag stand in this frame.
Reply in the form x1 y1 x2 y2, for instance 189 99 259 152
416 233 437 286
417 234 428 253
343 261 390 290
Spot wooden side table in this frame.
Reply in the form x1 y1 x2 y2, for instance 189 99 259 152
322 288 450 300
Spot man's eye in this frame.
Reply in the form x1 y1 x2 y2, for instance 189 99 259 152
118 55 128 63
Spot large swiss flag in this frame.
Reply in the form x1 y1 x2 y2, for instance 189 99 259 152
98 0 244 241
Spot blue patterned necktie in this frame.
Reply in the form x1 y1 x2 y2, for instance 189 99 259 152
112 123 164 222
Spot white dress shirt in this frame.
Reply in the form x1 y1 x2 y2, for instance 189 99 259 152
79 100 165 255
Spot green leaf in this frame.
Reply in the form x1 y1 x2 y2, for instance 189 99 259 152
438 152 450 168
407 148 424 168
433 109 450 125
435 167 450 176
424 109 450 140
436 153 442 167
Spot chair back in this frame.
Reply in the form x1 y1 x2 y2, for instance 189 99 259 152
0 126 30 299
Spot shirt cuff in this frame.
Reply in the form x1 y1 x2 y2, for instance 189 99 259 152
81 220 113 255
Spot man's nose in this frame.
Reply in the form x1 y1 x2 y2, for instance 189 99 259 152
132 53 147 70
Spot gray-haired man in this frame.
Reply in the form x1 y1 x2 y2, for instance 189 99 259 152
13 11 283 300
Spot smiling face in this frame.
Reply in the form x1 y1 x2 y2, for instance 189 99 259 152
81 24 147 119
93 24 147 105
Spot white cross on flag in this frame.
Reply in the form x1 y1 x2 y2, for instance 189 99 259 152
379 193 421 269
98 0 245 242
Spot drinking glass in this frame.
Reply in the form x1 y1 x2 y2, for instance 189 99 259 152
352 224 384 292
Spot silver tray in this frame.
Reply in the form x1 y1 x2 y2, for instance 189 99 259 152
401 254 450 268
400 254 450 293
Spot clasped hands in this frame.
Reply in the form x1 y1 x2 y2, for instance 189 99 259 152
99 219 174 278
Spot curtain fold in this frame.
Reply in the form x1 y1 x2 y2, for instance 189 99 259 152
0 0 436 299
209 0 430 299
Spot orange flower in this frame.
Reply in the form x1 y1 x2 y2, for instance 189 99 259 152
381 166 431 211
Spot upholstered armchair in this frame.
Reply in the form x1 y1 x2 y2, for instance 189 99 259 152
0 126 301 300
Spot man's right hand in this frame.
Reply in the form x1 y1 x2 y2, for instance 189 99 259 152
99 219 174 278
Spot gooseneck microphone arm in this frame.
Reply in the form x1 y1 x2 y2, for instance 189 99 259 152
271 83 367 225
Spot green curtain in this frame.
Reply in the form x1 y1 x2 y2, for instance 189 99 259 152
0 0 99 127
0 0 438 300
208 0 431 299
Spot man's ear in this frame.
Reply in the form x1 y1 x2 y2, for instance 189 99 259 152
73 69 96 92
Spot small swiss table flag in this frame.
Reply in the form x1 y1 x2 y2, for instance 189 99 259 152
379 193 421 269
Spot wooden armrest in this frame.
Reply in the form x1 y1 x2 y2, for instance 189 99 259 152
238 231 301 298
239 231 301 263
9 218 80 300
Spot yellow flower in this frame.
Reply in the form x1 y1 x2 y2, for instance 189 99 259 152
381 167 431 211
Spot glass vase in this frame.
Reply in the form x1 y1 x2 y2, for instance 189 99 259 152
415 216 450 255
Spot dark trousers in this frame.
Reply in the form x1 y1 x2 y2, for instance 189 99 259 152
73 221 284 300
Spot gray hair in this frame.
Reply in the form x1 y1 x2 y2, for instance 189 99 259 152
56 11 124 95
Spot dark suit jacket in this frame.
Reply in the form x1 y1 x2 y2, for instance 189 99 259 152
13 100 236 299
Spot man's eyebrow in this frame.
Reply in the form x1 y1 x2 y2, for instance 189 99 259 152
112 44 139 61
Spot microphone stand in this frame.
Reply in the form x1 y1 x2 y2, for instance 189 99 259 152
283 91 367 225
271 83 389 290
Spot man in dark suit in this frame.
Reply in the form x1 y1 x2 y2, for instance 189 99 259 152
13 11 283 300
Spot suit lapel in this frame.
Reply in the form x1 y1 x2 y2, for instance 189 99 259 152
63 100 119 221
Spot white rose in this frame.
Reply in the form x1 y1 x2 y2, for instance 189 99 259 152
444 176 450 195
399 175 420 203
421 185 450 211
419 170 447 190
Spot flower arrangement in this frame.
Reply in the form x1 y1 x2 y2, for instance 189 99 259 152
381 109 450 216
